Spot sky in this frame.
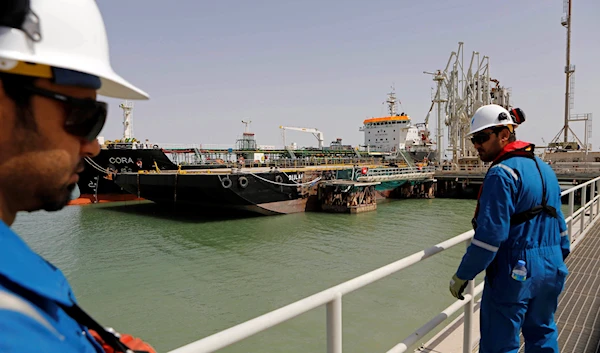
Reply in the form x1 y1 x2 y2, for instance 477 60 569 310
96 0 599 152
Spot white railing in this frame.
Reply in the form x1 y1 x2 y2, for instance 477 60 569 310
167 175 600 353
156 143 202 150
364 166 436 176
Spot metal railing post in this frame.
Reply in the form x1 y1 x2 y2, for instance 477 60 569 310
327 294 343 353
596 180 600 216
463 240 474 353
590 182 596 222
581 185 587 230
568 192 574 241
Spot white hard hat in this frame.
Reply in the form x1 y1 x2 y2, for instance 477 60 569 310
0 0 148 100
468 104 517 136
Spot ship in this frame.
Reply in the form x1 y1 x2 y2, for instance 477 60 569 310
70 101 201 205
71 141 184 205
359 89 436 163
72 90 437 207
112 121 435 215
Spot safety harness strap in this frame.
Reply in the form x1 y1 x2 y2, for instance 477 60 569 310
472 143 557 230
59 303 149 353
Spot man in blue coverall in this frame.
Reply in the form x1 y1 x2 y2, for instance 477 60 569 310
449 104 570 353
0 0 155 352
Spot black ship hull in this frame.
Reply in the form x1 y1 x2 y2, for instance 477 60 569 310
72 147 178 205
114 166 436 216
114 169 343 215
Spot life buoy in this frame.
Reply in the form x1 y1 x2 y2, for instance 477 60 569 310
275 175 283 183
361 167 368 175
152 144 159 149
221 177 232 189
238 176 249 188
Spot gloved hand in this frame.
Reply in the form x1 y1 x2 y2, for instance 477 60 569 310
449 273 468 300
88 329 157 353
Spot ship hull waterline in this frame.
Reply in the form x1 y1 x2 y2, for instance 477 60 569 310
114 168 435 216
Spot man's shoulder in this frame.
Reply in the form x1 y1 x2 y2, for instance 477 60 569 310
487 162 521 182
0 308 70 352
0 288 99 353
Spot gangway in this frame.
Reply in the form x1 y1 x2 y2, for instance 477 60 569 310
167 175 600 353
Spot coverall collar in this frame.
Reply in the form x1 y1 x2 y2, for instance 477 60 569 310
0 221 74 306
492 141 535 164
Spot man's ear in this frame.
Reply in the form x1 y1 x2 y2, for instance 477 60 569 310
500 127 511 142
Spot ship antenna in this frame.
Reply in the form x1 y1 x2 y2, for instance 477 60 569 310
119 100 134 140
386 85 398 116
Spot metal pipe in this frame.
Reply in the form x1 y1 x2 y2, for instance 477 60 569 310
386 282 484 353
581 185 587 230
596 180 600 215
590 182 595 221
463 240 475 353
327 294 343 353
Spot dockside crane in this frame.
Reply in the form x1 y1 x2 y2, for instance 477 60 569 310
279 126 324 149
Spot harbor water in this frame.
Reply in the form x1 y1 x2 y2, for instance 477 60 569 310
14 198 481 352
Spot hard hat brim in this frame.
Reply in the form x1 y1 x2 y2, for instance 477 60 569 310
467 122 518 136
98 70 149 100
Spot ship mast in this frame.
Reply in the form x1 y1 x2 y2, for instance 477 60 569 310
119 100 134 140
242 119 252 133
386 86 398 116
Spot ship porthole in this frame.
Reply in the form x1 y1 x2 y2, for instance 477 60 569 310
275 175 283 183
239 176 249 188
221 177 232 189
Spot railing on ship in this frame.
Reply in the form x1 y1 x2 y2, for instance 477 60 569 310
167 158 412 171
435 161 600 175
364 166 436 176
166 175 600 353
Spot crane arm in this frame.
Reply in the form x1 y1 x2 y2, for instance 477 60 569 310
279 126 324 149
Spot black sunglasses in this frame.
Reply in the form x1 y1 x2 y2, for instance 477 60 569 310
470 129 498 145
21 85 108 142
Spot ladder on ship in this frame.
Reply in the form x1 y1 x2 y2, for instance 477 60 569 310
397 150 415 168
286 146 297 160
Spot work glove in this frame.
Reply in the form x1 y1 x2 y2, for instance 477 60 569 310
449 273 468 300
89 328 157 353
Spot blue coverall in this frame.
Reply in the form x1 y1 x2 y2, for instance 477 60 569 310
456 142 570 353
0 220 103 352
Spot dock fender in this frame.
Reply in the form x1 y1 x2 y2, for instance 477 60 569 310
221 176 232 189
238 176 249 188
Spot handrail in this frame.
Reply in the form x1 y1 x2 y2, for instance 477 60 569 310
365 166 436 176
167 175 600 353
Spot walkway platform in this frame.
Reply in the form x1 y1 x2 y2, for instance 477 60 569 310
416 214 600 353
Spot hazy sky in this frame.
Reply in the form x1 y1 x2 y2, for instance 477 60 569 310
96 0 598 152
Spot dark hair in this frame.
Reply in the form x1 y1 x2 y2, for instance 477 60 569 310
0 72 38 130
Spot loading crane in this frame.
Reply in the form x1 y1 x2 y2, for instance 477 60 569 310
279 126 324 149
